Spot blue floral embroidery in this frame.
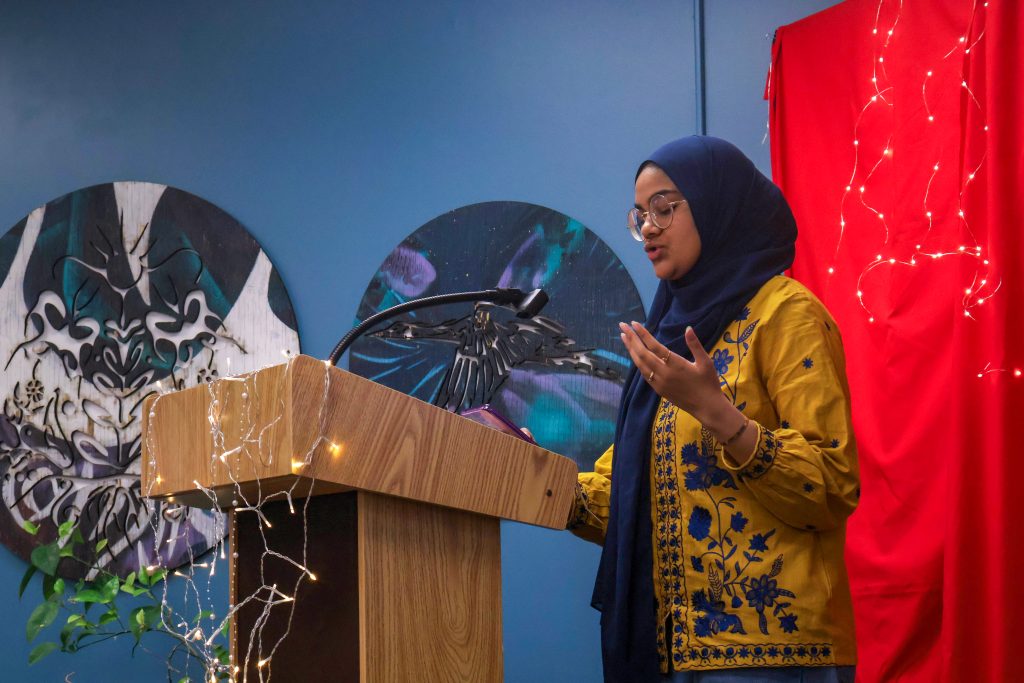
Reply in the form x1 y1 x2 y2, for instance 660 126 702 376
803 483 815 493
830 438 840 448
780 420 790 429
712 348 735 376
688 506 713 541
738 428 781 480
719 315 758 404
679 641 834 667
802 357 814 369
652 400 687 664
681 440 736 491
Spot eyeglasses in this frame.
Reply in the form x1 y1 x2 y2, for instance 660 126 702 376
627 194 687 241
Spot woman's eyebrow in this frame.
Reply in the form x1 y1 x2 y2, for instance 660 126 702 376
634 189 682 209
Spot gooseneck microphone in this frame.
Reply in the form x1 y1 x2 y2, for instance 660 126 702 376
326 288 549 366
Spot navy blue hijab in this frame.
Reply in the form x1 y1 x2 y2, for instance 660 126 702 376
592 136 797 681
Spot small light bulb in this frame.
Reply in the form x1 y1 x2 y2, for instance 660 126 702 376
871 96 878 102
860 186 866 192
258 659 269 669
978 373 984 377
879 57 884 63
984 259 990 265
868 317 875 323
1015 370 1021 378
959 210 965 217
959 246 966 252
854 140 860 146
857 290 863 297
873 28 878 34
969 173 975 180
981 279 987 285
927 71 933 77
926 212 932 218
828 267 835 274
977 298 983 305
965 288 972 294
916 244 922 249
928 115 935 122
889 258 896 264
845 185 851 191
878 213 885 220
959 36 965 42
934 164 940 171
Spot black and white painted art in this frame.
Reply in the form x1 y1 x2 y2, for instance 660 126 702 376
0 182 300 577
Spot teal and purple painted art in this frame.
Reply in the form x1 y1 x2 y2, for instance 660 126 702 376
349 201 644 471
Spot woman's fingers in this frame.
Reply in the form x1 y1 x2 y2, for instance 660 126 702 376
618 322 657 383
629 321 672 363
684 326 711 368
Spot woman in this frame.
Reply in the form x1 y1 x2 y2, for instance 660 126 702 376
569 136 858 682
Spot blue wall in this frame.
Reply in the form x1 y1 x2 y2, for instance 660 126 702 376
0 1 834 680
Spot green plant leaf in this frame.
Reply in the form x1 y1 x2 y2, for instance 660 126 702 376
66 614 86 627
57 519 74 540
143 605 163 629
98 609 119 626
26 601 59 642
28 641 58 665
42 574 65 601
21 520 39 535
19 565 37 599
99 575 119 602
30 544 60 575
95 538 108 552
71 589 106 603
129 607 145 641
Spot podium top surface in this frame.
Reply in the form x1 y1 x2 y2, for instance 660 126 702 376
142 355 578 530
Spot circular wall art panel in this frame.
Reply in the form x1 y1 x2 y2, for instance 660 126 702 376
349 201 645 471
0 182 300 577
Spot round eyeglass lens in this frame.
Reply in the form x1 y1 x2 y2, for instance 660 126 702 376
627 208 644 240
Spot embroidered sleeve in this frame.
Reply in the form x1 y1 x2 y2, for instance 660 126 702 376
568 444 613 545
741 294 860 531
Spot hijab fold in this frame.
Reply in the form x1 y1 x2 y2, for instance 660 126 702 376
592 136 797 681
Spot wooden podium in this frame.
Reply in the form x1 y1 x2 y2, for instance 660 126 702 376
141 354 578 682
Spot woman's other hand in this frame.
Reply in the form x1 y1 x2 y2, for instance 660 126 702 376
618 321 728 423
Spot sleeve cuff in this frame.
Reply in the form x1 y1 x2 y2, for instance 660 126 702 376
567 481 593 530
723 422 780 480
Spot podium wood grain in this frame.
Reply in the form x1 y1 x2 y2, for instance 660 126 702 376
142 354 576 530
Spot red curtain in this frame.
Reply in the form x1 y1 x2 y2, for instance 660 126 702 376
768 1 1024 681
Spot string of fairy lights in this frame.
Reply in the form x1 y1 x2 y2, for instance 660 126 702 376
143 350 333 683
822 0 1011 378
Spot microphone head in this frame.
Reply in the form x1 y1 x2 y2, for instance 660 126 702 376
514 288 548 318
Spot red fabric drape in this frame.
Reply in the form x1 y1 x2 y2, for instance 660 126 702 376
768 1 1024 681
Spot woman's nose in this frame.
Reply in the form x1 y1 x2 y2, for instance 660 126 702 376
640 216 660 240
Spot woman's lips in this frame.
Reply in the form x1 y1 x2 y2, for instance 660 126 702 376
646 245 663 261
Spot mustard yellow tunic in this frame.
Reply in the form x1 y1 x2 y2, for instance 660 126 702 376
570 275 859 672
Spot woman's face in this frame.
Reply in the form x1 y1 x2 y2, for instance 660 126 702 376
634 164 702 281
